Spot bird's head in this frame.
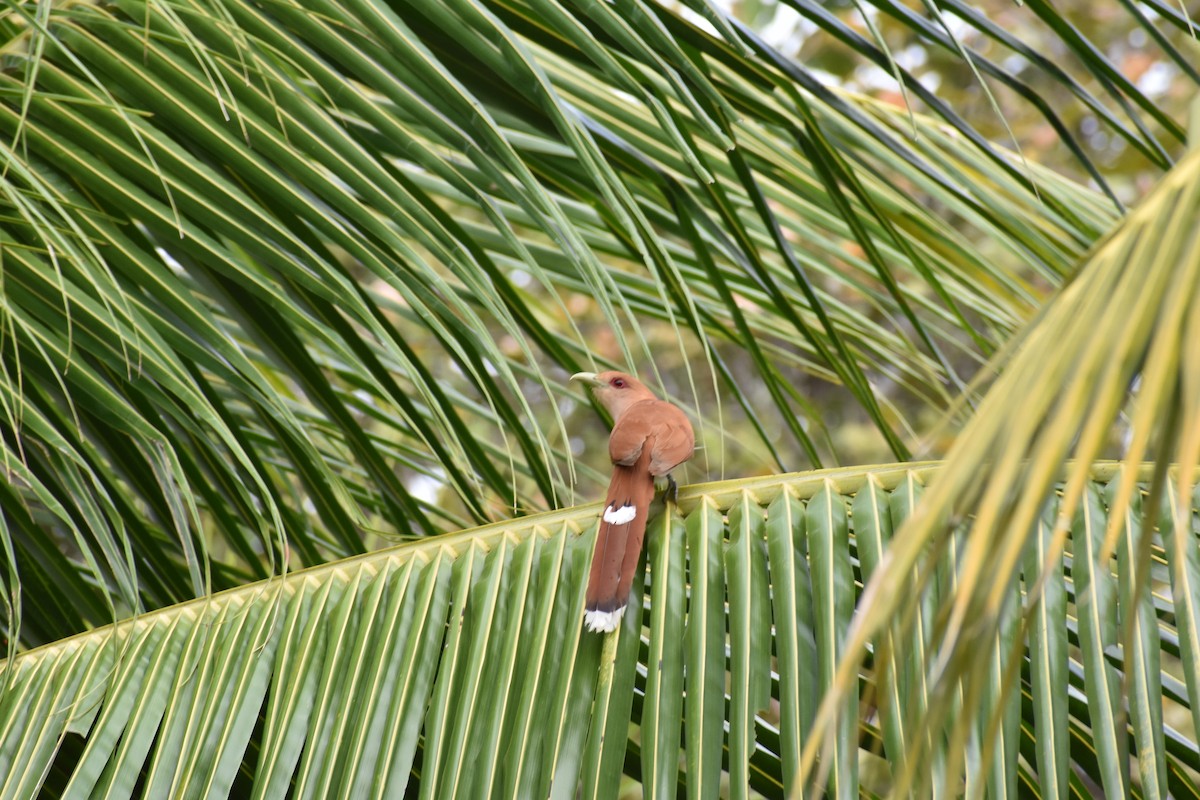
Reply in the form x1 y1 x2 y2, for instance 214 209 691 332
570 370 653 417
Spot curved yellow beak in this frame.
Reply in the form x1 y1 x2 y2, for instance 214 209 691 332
569 372 603 387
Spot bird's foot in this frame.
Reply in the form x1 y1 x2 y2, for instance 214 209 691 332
655 474 679 505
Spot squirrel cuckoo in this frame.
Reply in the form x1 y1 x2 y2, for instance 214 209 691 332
571 371 694 632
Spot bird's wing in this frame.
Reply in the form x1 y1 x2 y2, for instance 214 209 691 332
648 404 694 476
607 402 655 466
608 399 695 474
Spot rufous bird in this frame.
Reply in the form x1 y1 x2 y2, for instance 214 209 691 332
571 371 695 632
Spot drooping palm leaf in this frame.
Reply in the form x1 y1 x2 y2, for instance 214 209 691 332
808 139 1200 797
0 0 1168 653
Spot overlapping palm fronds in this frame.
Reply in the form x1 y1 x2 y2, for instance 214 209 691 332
0 0 1196 795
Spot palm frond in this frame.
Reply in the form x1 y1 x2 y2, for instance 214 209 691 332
1 0 1178 650
2 464 1196 797
0 0 1197 794
808 143 1200 796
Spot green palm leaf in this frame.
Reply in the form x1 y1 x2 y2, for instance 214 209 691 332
811 141 1200 796
1 466 1196 796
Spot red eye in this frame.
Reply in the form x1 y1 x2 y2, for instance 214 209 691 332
611 377 626 388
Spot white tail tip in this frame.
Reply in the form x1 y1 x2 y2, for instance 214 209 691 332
584 607 625 633
602 502 637 525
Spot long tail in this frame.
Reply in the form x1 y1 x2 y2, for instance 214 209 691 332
584 449 655 632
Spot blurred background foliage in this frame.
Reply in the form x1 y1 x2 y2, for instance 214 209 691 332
732 0 1195 189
